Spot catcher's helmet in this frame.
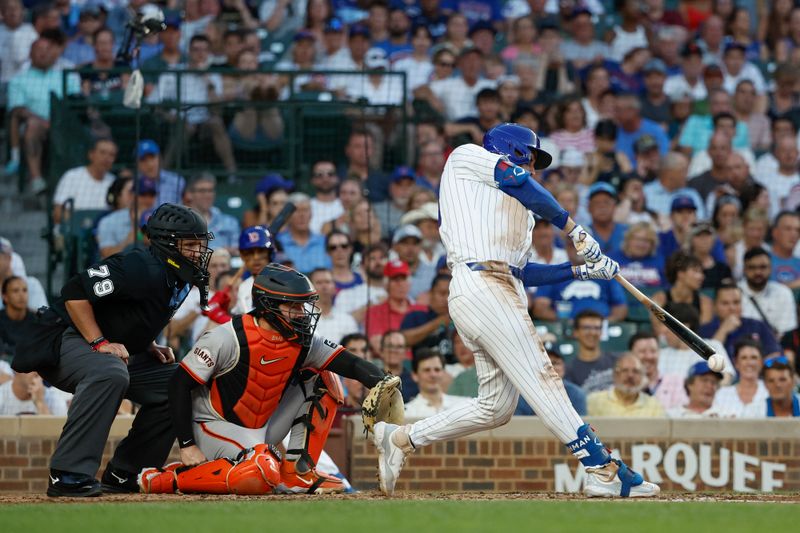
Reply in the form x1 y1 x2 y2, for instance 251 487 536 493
144 203 214 303
252 264 320 346
239 225 274 253
483 123 553 170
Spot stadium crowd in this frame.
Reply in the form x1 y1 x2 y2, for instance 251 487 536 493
1 0 800 420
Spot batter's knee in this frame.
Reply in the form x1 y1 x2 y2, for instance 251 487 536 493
473 392 518 428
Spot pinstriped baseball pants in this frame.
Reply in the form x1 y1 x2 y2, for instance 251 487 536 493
408 263 584 447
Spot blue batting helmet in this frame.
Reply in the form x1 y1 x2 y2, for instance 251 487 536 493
483 123 553 170
239 225 273 251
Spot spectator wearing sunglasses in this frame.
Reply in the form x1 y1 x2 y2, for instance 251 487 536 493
763 355 800 417
325 230 362 292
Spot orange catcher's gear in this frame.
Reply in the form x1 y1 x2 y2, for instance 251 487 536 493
278 457 344 494
139 444 281 495
209 314 312 429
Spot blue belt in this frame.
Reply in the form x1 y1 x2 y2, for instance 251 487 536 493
466 261 523 280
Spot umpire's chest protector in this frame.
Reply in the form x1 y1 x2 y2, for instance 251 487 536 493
209 314 308 428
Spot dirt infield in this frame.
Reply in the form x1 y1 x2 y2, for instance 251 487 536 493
2 491 799 505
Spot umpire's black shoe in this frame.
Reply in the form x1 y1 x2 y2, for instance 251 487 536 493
47 470 102 498
101 465 140 493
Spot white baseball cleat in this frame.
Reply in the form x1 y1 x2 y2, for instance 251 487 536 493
372 422 414 496
584 459 660 498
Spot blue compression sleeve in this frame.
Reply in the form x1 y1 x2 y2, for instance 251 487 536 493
494 160 569 229
521 262 574 287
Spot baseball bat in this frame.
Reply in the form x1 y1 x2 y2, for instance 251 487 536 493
268 201 297 236
614 274 717 360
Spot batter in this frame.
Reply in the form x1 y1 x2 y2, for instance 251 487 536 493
373 123 660 498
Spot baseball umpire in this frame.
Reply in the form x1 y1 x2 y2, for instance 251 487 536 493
13 203 215 497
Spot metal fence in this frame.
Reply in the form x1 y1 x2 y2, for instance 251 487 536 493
45 67 409 294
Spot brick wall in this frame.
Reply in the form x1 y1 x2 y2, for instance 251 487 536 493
0 416 347 494
348 418 800 493
3 416 798 494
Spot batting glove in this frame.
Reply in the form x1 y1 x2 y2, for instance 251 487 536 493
567 224 602 263
575 256 620 281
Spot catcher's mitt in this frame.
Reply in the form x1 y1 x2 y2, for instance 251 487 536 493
361 374 405 434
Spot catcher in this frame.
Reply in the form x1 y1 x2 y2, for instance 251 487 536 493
140 263 402 495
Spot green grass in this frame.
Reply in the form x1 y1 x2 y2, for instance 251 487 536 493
1 500 795 533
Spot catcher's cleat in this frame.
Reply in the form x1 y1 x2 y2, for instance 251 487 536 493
373 422 414 496
584 459 660 498
278 459 344 494
138 463 181 494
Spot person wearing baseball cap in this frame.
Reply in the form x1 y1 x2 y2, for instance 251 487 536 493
587 181 628 257
663 41 706 103
391 224 438 300
96 177 159 258
363 259 427 345
230 225 274 315
373 166 417 237
136 139 186 206
666 361 723 418
641 59 670 127
657 192 727 267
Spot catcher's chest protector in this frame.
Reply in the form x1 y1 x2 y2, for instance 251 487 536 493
210 314 308 428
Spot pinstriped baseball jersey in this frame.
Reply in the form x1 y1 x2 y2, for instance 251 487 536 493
407 142 585 450
439 144 535 270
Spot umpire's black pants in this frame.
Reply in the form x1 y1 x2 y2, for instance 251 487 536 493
40 328 176 477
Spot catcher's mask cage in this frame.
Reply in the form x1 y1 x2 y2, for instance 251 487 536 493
252 263 321 346
144 203 215 299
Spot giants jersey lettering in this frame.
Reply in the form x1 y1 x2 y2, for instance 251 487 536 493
181 315 343 428
439 144 535 269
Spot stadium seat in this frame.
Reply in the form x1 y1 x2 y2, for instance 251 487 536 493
602 322 639 354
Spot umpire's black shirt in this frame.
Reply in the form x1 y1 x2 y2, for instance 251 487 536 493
52 247 190 353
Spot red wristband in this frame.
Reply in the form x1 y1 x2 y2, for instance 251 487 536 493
90 336 110 351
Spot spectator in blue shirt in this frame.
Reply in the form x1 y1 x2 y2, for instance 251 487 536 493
277 192 331 274
587 182 628 257
658 194 725 264
400 274 454 361
769 211 800 289
644 153 706 219
678 88 750 154
136 140 186 206
96 177 158 258
614 92 670 164
533 277 629 323
698 282 781 358
610 222 665 290
63 5 102 65
763 357 800 417
186 173 241 252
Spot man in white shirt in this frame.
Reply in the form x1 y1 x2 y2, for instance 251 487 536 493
52 138 118 223
309 160 344 234
664 43 707 103
404 348 469 418
753 136 800 219
346 48 404 105
0 0 37 84
149 34 237 176
739 247 798 338
0 370 52 415
667 361 724 418
428 46 495 121
310 269 358 344
333 243 388 322
323 24 371 93
721 42 767 106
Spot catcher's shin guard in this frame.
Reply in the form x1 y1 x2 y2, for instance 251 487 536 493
226 444 282 495
142 445 281 495
287 371 344 465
